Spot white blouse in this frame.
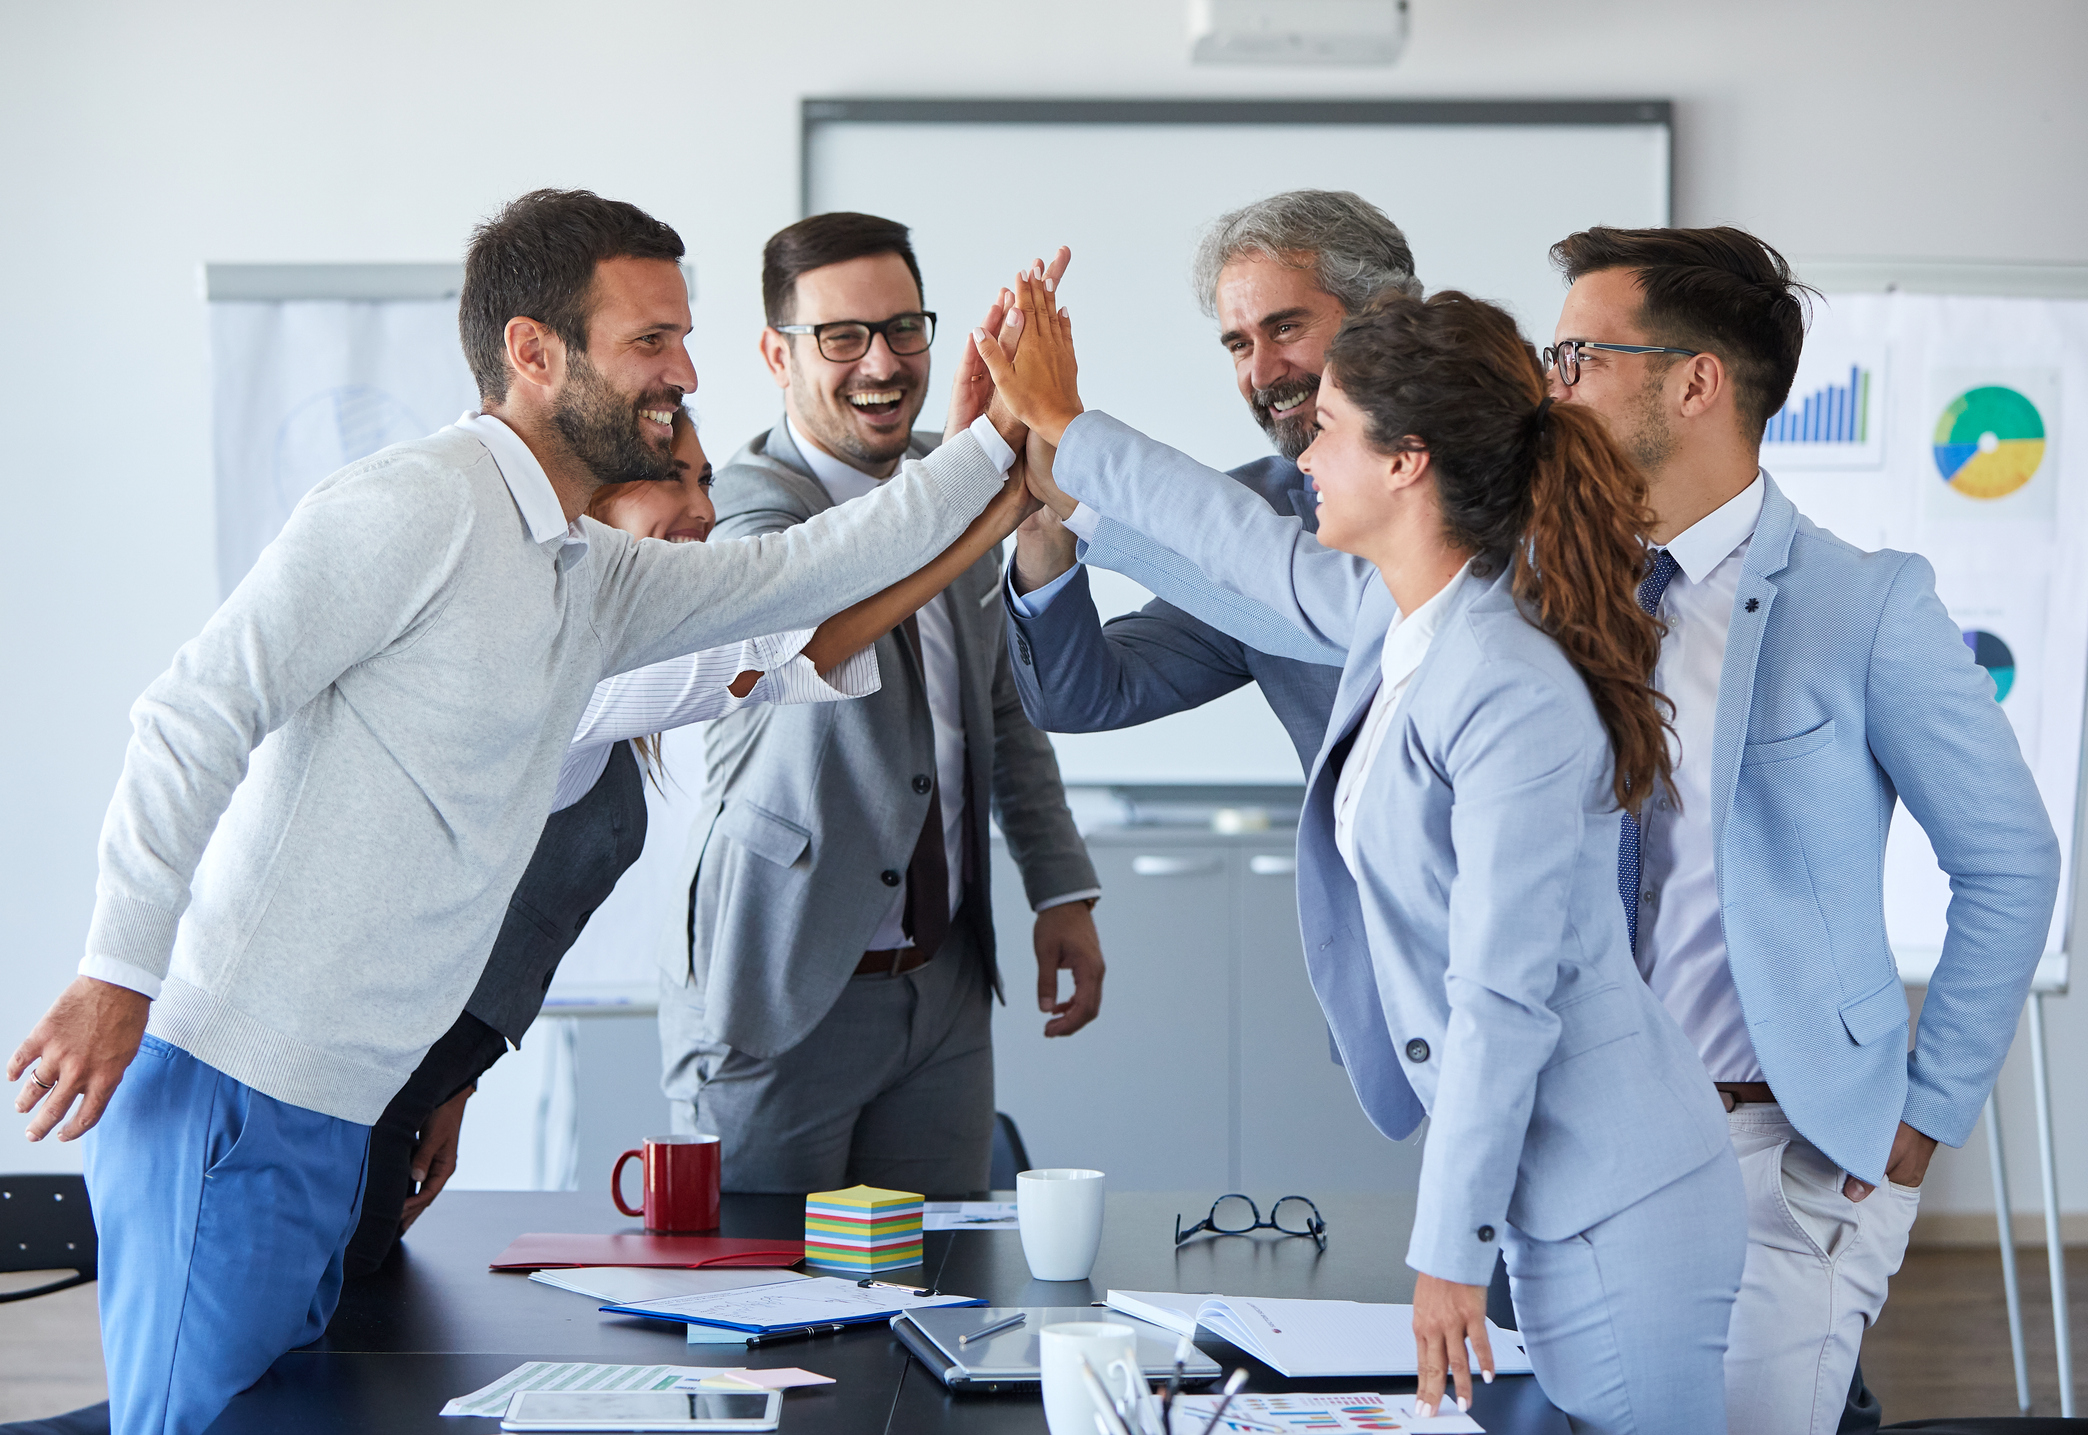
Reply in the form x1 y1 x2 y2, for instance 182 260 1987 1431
1331 564 1467 879
550 631 879 812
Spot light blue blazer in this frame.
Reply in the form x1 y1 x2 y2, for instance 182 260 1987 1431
1058 412 1730 1284
1087 453 2062 1186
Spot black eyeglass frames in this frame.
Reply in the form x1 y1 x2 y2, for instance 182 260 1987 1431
1174 1194 1327 1254
1542 338 1703 388
773 311 937 363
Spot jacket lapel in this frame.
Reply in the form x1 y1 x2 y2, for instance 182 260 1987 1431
1709 474 1797 842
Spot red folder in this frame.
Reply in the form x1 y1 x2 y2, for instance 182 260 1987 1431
489 1232 805 1271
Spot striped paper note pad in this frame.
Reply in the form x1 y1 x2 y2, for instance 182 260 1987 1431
804 1184 924 1272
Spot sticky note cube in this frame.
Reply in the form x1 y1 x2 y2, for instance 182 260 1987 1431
804 1184 925 1272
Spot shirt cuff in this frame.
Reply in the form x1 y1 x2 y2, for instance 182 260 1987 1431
968 414 1018 474
1062 503 1100 543
1035 888 1102 912
78 954 163 1001
1006 563 1083 618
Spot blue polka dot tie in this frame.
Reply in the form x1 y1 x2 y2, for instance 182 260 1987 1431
1619 548 1681 958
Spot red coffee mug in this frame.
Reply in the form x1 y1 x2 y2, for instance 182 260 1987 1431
612 1134 722 1233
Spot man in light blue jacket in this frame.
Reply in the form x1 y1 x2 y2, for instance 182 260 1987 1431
1544 225 2060 1435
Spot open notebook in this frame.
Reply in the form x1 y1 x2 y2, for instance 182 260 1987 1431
1106 1291 1534 1380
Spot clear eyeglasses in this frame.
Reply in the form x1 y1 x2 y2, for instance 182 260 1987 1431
1174 1193 1327 1254
773 311 937 363
1541 338 1703 388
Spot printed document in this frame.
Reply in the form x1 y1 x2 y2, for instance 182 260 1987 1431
1106 1291 1532 1379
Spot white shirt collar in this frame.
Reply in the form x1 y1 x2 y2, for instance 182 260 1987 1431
1381 561 1468 681
1661 471 1764 584
455 412 589 552
786 414 885 505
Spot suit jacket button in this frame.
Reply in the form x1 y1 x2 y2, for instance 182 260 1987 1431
912 774 932 794
1477 1225 1496 1242
1405 1039 1430 1063
880 870 902 887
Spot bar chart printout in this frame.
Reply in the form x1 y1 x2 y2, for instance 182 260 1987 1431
1767 364 1871 444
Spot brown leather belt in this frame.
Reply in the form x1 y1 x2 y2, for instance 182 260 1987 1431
854 947 933 978
1716 1081 1776 1112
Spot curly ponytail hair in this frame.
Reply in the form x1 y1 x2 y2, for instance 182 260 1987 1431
1325 291 1673 814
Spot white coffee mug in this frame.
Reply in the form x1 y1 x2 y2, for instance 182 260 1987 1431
1039 1321 1141 1435
1017 1167 1106 1282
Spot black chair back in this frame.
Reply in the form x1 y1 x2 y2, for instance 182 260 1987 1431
988 1112 1032 1190
0 1174 95 1303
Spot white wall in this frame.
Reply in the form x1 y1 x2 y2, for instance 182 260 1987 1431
4 1 2086 1225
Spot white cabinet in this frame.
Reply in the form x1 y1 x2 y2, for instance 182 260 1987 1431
989 828 1422 1198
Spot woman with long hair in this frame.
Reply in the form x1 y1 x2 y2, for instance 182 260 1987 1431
978 276 1744 1433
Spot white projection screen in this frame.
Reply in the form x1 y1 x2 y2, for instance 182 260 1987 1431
805 99 1671 784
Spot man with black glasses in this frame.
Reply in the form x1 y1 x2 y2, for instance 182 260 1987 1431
657 212 1103 1193
1547 225 2057 1434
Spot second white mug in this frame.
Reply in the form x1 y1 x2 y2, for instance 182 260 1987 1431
1017 1167 1106 1282
1038 1320 1141 1435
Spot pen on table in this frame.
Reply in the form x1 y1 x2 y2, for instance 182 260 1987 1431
742 1322 849 1348
1161 1333 1192 1433
956 1311 1026 1345
1196 1368 1249 1435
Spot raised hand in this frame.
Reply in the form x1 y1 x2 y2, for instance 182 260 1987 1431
973 263 1083 448
949 248 1073 444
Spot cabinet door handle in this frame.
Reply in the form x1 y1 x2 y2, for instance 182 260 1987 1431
1248 855 1296 876
1130 856 1222 877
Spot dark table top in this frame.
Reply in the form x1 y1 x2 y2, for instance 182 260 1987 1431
206 1189 1565 1434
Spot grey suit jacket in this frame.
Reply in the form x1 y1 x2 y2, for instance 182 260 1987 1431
662 420 1098 1058
1004 455 1345 773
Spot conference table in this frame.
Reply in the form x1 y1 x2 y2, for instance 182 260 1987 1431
203 1188 1568 1433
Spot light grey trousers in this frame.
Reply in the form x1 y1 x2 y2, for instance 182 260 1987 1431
659 950 996 1194
1505 1145 1748 1435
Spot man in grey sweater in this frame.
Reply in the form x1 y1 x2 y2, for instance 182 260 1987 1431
6 189 1019 1435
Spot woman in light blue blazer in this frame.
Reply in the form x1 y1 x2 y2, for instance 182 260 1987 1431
978 279 1746 1433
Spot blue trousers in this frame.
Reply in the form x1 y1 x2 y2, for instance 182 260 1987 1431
83 1036 370 1435
1505 1146 1748 1435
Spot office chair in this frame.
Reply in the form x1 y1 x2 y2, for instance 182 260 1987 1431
0 1175 95 1303
0 1175 107 1435
987 1112 1031 1190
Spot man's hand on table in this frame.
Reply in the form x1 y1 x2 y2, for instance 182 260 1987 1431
10 976 151 1141
1034 901 1104 1038
401 1084 475 1231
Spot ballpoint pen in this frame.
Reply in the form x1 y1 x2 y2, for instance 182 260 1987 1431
1196 1368 1249 1435
741 1321 850 1348
956 1311 1026 1345
1161 1333 1192 1435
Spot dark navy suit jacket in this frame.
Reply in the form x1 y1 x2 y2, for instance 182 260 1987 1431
1002 455 1343 773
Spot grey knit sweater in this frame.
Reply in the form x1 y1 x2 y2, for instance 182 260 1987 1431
83 418 1005 1123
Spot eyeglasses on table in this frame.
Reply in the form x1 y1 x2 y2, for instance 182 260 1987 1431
1173 1193 1326 1254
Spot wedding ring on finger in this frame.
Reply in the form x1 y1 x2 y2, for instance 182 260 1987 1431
28 1066 56 1091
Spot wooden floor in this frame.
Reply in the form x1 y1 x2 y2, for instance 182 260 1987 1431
1868 1245 2088 1420
3 1250 2086 1423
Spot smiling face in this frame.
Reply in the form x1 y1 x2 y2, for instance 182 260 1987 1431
1214 251 1351 461
1294 368 1416 558
548 255 698 486
588 414 715 543
764 251 930 477
1549 266 1680 476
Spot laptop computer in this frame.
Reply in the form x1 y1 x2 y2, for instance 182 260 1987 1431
892 1305 1223 1393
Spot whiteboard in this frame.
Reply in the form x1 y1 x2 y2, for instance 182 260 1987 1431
806 99 1671 783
